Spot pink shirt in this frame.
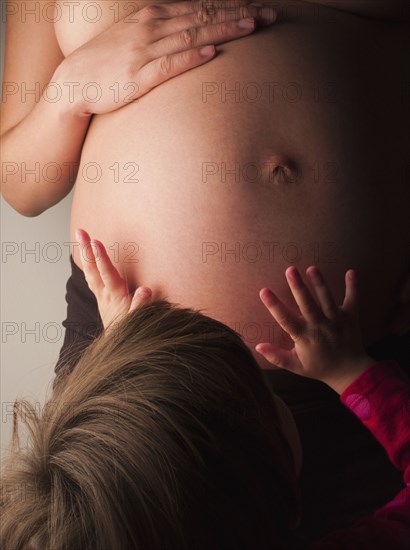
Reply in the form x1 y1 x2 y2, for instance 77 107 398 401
311 361 410 549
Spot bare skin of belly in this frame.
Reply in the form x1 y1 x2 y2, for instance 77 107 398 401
70 4 410 369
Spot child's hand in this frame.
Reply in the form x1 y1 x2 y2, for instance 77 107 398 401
256 266 375 394
75 228 152 330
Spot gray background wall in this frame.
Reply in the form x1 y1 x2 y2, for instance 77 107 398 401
1 13 73 455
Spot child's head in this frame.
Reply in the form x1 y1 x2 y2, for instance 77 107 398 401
1 300 300 550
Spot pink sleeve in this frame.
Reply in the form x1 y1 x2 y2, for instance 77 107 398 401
311 360 410 549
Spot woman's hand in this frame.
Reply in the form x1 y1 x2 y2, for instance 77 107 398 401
54 0 277 117
75 228 152 329
255 266 376 394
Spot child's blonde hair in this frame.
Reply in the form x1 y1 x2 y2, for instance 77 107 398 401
1 300 299 550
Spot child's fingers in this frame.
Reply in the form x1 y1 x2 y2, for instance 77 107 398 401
130 287 153 312
306 266 339 319
255 342 298 371
342 269 359 315
259 288 304 341
90 240 125 292
285 267 324 324
75 229 104 293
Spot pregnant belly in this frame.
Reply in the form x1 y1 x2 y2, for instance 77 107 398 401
70 12 410 367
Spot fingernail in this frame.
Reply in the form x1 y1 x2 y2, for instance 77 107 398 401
199 45 215 57
137 287 151 297
260 287 275 302
288 266 300 280
238 17 255 29
307 265 319 280
249 5 277 22
267 289 278 304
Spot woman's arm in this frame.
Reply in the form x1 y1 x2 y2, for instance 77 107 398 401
1 0 88 216
1 0 276 217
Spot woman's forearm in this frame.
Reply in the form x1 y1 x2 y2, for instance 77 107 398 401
1 67 91 217
1 3 278 218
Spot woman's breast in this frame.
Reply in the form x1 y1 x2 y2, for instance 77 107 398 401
70 7 410 364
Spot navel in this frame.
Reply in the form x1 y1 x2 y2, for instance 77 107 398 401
262 154 300 187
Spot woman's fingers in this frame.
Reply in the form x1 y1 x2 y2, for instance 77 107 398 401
148 2 277 62
285 267 324 325
259 287 304 341
155 3 277 37
306 266 339 320
152 16 258 60
255 342 299 371
122 1 277 104
159 0 252 18
136 45 217 96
